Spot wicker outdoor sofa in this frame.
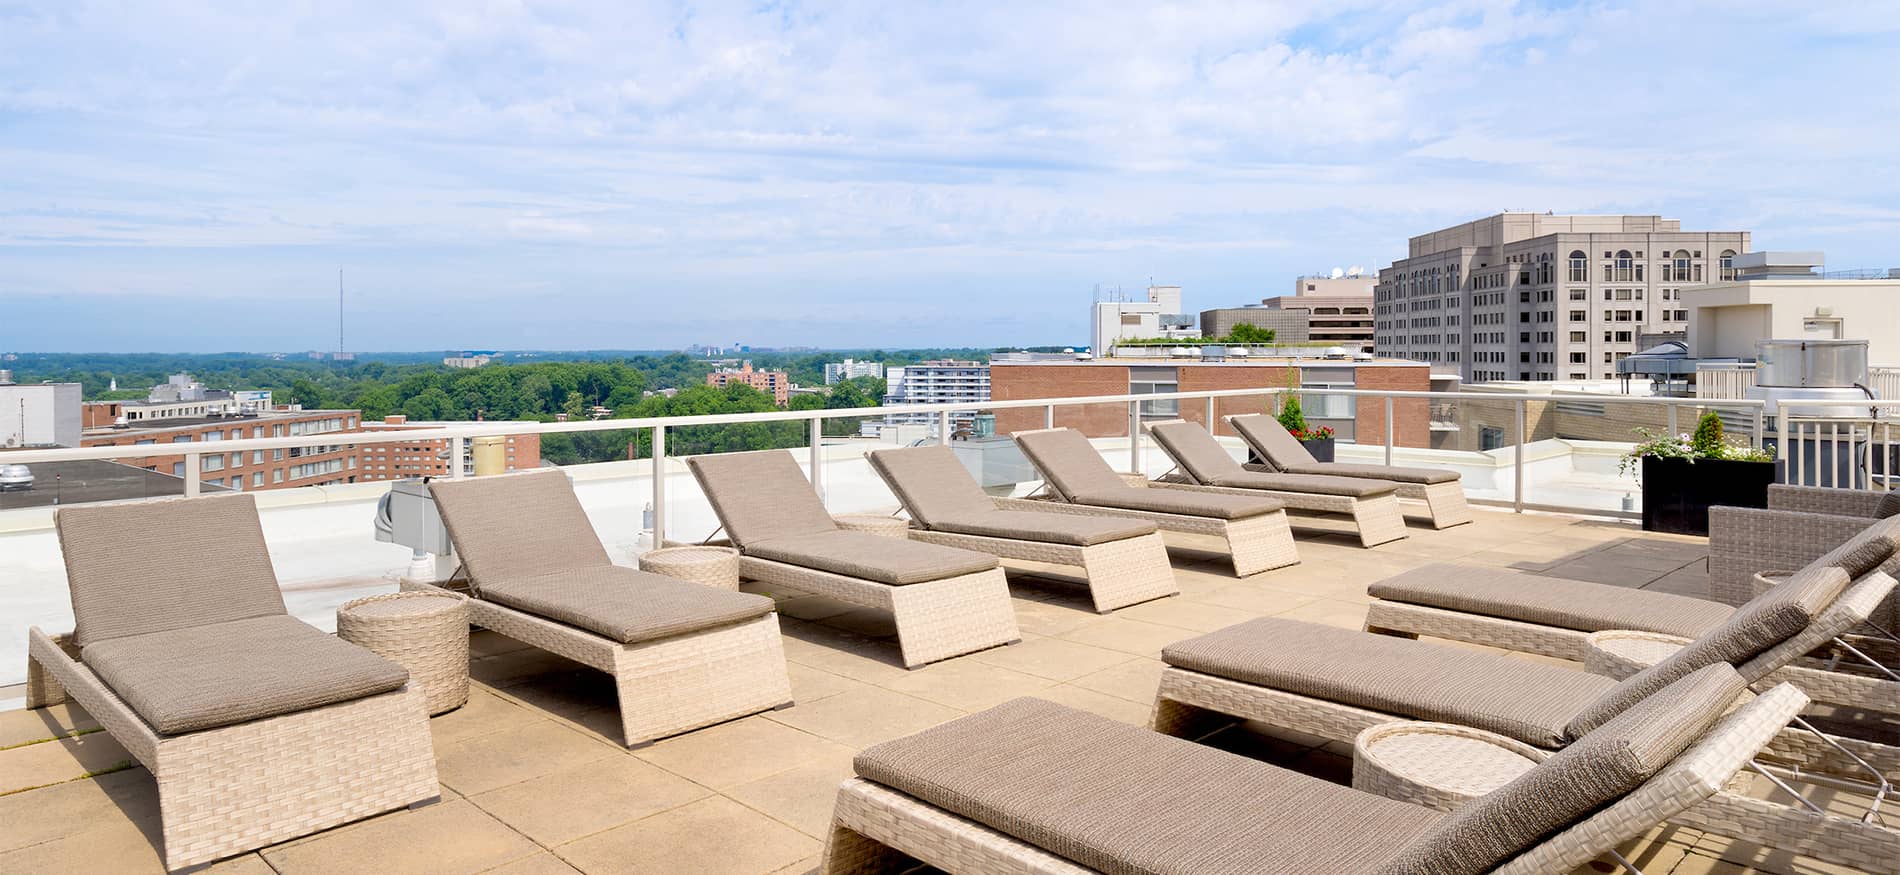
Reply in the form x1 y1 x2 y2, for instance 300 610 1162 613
1145 419 1409 548
999 427 1300 577
1709 482 1900 626
1149 561 1900 872
820 668 1807 875
25 494 439 871
867 445 1178 613
687 450 1020 668
414 470 794 747
1228 412 1472 529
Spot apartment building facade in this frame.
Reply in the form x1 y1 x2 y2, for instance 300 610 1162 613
1375 213 1749 382
356 415 542 480
823 358 885 384
81 405 363 491
706 362 790 404
883 360 991 431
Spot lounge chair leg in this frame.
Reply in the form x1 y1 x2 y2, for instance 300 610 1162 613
25 642 72 709
1362 621 1419 641
820 821 906 874
1151 696 1230 740
408 794 444 811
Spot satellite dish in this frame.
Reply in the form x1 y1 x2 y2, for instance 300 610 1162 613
1347 265 1364 277
1330 267 1345 279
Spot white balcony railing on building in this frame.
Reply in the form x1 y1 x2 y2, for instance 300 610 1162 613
1697 363 1900 401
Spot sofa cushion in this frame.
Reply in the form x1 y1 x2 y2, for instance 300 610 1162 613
745 530 998 585
1147 420 1248 483
1566 565 1848 738
1368 564 1734 638
1202 469 1398 497
1163 617 1612 747
1276 462 1461 485
1013 428 1138 500
481 564 776 644
931 510 1156 546
685 450 838 548
427 470 611 594
83 615 409 735
856 698 1443 875
1071 488 1282 521
1386 664 1746 875
57 493 287 647
1227 413 1319 469
867 445 999 528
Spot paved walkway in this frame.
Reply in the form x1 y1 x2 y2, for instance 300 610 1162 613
0 508 1858 873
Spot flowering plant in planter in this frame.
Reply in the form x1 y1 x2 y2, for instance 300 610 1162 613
1275 396 1335 442
1287 425 1335 441
1620 411 1776 535
1617 412 1773 481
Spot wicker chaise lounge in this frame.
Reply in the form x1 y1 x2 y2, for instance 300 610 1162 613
413 470 794 746
822 668 1806 875
868 445 1178 613
1360 518 1900 715
1145 419 1408 548
1228 412 1472 528
687 450 1019 668
1150 564 1900 872
999 427 1299 577
1709 483 1900 624
24 494 439 871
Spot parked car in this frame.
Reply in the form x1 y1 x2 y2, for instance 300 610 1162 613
0 464 33 491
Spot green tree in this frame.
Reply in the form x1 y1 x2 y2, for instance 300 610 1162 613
401 387 455 421
1224 323 1276 344
1276 395 1309 435
287 378 327 408
1690 411 1726 458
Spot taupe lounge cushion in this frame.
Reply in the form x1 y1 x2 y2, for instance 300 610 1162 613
856 697 1442 875
1876 491 1900 519
1164 617 1612 747
867 445 998 527
745 530 998 585
1275 462 1461 485
1813 514 1900 579
1565 565 1850 737
931 510 1156 546
1149 420 1396 496
1012 428 1139 499
481 565 775 644
57 494 287 646
1227 413 1318 468
684 450 838 548
83 615 409 735
1070 487 1282 520
427 470 612 593
1368 564 1734 638
1386 664 1746 875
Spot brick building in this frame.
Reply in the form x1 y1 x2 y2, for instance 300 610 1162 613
989 356 1432 447
356 415 542 480
81 404 364 491
706 362 790 405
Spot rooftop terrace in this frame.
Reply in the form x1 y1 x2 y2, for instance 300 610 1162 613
0 500 1863 874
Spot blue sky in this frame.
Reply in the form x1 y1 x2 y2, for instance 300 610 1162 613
3 1 1897 352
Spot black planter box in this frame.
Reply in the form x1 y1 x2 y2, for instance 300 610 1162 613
1640 456 1774 536
1303 437 1337 463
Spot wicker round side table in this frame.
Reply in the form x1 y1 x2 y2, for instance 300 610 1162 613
1582 629 1692 680
640 545 742 590
832 514 910 539
337 590 470 715
1352 721 1542 812
1751 570 1797 599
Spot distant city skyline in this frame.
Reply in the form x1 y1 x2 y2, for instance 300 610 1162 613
3 2 1897 352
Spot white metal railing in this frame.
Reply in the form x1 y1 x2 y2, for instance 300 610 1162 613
1775 398 1900 490
2 386 1789 527
1697 363 1900 401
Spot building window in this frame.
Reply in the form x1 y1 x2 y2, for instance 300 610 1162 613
1719 249 1737 281
252 471 264 487
1673 250 1692 282
1570 331 1586 342
1614 250 1633 282
1568 310 1585 322
1568 251 1587 282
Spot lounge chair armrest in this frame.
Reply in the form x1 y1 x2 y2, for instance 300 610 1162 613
1583 629 1693 680
1767 484 1885 518
1706 507 1868 606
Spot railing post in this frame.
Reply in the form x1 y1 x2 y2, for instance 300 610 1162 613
1384 395 1395 467
1129 400 1142 474
937 409 951 446
450 436 468 479
1514 398 1526 513
1044 404 1055 429
1777 412 1790 485
650 426 666 547
184 451 201 497
1666 403 1677 436
809 416 825 505
1752 405 1764 450
1205 396 1216 432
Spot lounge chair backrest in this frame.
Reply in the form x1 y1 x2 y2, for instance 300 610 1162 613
685 450 837 548
867 446 997 528
428 470 611 591
1492 680 1808 875
1805 514 1900 580
1227 413 1316 469
1011 428 1130 500
1146 420 1244 484
1563 564 1851 738
1738 569 1894 680
1385 663 1748 875
57 493 286 647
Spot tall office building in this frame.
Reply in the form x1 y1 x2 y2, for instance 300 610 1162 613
1374 213 1749 382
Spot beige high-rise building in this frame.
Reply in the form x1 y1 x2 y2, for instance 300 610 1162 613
1375 213 1749 382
